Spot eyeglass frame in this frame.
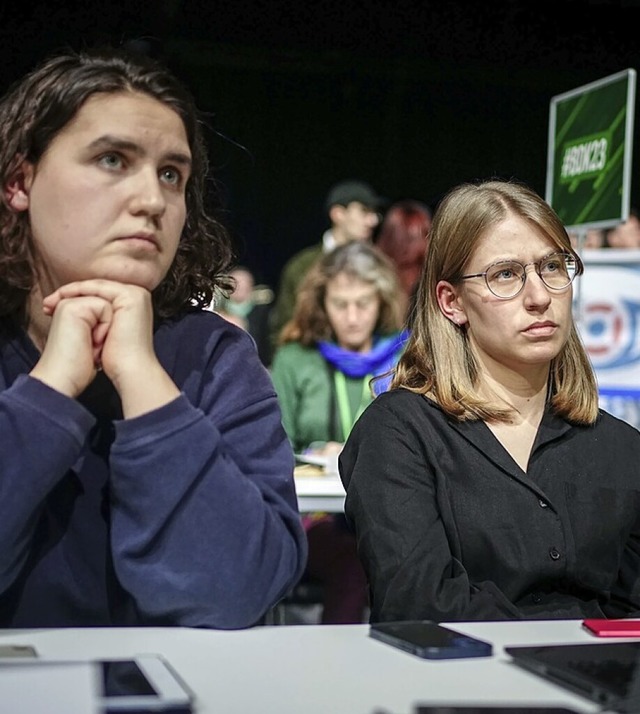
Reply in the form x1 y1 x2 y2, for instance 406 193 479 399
458 251 581 300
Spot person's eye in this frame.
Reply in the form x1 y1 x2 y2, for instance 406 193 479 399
493 267 517 281
542 258 562 274
160 166 183 188
98 152 124 170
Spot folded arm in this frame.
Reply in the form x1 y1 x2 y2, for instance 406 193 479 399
109 330 307 629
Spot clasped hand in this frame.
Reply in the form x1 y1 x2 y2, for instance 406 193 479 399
31 279 157 400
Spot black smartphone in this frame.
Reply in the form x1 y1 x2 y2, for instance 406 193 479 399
369 621 493 660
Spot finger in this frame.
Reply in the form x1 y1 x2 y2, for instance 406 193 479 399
44 279 148 309
47 295 113 339
92 318 111 349
92 344 104 369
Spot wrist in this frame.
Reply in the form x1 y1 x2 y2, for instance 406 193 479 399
111 362 180 419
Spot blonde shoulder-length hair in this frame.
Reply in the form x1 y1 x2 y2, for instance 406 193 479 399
279 241 405 347
392 179 599 425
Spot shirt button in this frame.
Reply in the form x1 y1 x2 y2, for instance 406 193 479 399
538 499 548 508
531 593 542 603
549 548 561 561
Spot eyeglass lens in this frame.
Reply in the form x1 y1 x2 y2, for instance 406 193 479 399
486 254 577 298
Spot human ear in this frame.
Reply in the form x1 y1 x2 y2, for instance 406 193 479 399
329 204 346 225
435 280 467 326
5 161 34 212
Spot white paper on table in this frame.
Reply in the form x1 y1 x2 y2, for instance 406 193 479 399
293 474 345 497
0 661 99 714
294 453 340 474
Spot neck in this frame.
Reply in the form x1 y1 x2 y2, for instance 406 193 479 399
331 227 350 246
476 362 550 424
338 337 373 354
25 286 49 352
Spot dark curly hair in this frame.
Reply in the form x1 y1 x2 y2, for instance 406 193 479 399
0 47 233 321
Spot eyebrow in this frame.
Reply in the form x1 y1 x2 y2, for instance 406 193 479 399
487 250 561 266
87 135 193 169
327 291 378 302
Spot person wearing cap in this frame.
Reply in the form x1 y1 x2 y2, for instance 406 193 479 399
270 179 384 341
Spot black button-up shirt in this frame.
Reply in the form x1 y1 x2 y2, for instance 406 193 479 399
340 389 640 622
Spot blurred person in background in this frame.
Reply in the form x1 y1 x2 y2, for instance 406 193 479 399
568 228 604 250
214 266 274 366
271 241 407 623
604 209 640 248
270 179 384 341
375 198 432 322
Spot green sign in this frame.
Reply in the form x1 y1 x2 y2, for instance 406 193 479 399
545 68 636 230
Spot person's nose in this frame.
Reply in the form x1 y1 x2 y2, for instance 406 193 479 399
129 167 167 219
345 304 360 324
522 265 552 308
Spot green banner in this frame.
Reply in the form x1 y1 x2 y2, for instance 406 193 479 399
546 69 636 229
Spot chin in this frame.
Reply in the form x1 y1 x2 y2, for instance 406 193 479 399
523 348 563 366
101 267 168 291
344 342 368 353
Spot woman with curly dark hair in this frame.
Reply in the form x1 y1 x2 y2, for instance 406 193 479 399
0 47 306 629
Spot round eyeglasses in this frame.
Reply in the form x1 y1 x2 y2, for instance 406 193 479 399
459 252 579 300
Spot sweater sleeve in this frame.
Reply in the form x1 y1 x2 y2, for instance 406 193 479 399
108 327 307 629
340 397 522 623
0 375 95 592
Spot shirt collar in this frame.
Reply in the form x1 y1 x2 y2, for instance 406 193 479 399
322 230 336 252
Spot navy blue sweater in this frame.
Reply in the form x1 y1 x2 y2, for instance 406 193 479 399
0 310 306 628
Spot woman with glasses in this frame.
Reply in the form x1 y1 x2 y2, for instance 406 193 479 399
340 178 640 623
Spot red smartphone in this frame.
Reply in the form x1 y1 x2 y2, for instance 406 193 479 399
582 618 640 636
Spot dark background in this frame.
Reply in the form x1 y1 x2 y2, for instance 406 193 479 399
2 0 639 287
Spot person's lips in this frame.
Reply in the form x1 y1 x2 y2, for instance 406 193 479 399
117 233 159 250
523 320 558 337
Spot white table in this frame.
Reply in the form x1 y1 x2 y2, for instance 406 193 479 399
0 620 614 714
0 660 98 714
294 471 345 513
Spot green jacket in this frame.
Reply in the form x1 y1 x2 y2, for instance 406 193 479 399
270 244 324 342
271 342 373 453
